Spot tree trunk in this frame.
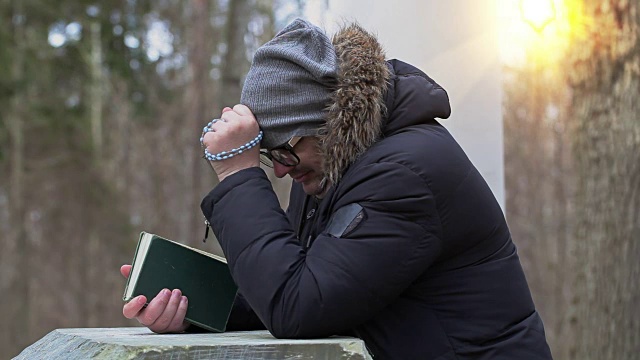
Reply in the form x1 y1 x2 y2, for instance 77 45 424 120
89 20 104 164
7 0 29 351
568 1 640 358
503 62 575 359
180 0 215 245
220 0 251 107
85 18 105 327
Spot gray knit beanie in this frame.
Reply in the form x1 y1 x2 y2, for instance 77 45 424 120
241 18 338 150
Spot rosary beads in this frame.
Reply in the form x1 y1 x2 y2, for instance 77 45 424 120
200 119 263 161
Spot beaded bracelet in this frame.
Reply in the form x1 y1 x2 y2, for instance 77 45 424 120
200 118 264 161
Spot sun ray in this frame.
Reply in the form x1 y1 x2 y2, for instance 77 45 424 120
498 0 589 67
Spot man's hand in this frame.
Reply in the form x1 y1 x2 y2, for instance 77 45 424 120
202 105 261 182
120 265 190 333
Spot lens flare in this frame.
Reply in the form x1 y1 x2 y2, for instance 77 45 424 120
520 0 556 32
498 0 587 67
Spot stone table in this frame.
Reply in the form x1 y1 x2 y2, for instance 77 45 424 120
14 327 372 359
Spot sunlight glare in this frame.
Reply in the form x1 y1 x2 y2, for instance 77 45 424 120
520 0 556 32
498 0 579 67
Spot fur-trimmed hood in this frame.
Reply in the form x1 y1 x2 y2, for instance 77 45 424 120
320 23 451 185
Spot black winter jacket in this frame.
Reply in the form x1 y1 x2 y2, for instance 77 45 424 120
201 24 552 360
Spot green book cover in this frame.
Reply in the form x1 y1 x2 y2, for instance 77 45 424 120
123 232 238 332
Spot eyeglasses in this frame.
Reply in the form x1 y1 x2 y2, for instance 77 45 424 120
260 136 302 168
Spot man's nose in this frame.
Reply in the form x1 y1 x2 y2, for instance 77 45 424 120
273 161 294 178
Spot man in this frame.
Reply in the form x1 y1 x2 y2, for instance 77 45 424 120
122 19 553 359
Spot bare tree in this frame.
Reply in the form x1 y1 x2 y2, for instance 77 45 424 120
180 0 217 246
6 0 30 352
505 2 639 358
86 13 106 327
566 1 640 359
503 62 576 359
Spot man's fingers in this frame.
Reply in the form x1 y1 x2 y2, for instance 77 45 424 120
149 289 182 333
222 106 233 113
220 110 242 123
123 295 146 319
167 296 189 332
138 289 171 326
232 104 252 116
120 264 132 279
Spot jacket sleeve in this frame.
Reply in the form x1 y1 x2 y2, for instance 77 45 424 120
184 292 265 332
225 292 267 331
201 164 442 338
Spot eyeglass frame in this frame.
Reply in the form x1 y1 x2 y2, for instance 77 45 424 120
260 136 303 167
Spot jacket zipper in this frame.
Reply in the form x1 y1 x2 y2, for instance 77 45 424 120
297 195 310 241
202 218 210 243
302 197 321 251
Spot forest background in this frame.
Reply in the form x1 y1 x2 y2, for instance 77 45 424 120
0 0 637 359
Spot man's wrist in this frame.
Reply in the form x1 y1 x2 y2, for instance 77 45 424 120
213 164 260 183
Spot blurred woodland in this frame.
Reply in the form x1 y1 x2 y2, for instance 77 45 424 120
0 0 295 357
0 0 638 359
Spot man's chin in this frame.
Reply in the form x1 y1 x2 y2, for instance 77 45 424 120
301 181 322 196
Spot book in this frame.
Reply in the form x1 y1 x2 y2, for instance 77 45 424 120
123 231 238 332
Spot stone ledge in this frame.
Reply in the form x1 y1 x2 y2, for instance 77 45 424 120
15 327 373 359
